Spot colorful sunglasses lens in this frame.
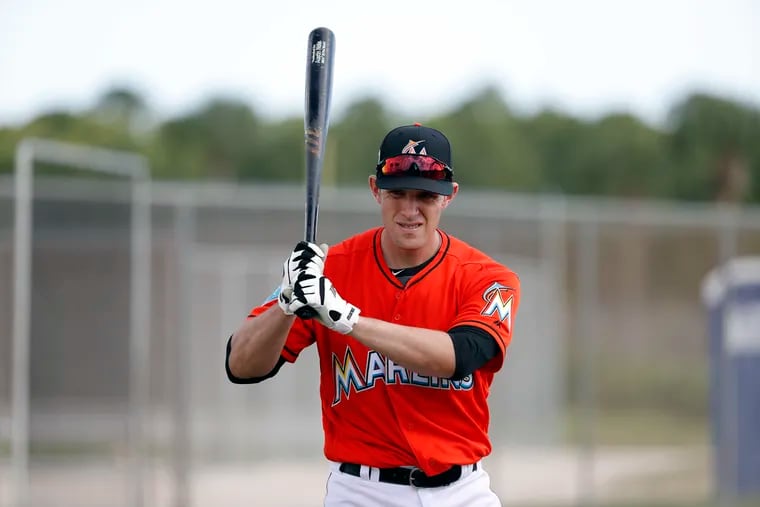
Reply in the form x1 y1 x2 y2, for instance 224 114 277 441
379 155 451 180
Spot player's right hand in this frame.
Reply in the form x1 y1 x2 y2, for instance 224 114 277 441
278 241 328 315
288 273 360 334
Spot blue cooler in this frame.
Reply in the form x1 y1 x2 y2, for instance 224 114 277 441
702 257 760 498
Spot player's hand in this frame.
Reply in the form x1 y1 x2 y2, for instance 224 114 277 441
284 241 328 283
289 274 360 334
278 241 328 315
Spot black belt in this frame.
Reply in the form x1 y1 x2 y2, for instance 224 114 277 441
338 462 477 488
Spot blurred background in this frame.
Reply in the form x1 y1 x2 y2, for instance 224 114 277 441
1 0 759 506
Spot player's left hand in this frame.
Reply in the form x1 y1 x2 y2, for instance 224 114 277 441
289 273 360 334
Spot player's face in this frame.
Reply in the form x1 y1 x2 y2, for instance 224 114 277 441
369 176 458 256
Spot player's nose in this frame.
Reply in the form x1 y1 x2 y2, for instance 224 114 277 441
398 194 420 214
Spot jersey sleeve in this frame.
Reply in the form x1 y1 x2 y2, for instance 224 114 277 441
449 263 520 373
248 290 316 363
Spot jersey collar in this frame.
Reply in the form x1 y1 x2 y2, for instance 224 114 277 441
372 228 451 289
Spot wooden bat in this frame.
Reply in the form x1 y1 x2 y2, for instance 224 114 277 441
303 26 335 243
297 27 335 319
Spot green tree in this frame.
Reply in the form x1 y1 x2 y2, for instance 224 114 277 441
2 87 759 204
0 110 144 177
522 109 587 193
667 93 760 202
567 113 670 197
88 85 154 136
152 97 260 179
0 127 23 174
23 111 141 153
435 87 543 192
331 97 392 186
241 117 304 182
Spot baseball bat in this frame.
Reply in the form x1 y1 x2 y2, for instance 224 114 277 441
296 27 335 320
303 26 335 243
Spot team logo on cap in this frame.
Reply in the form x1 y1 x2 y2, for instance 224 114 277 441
480 282 514 330
401 139 427 155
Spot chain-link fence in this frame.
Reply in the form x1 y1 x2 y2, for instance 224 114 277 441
1 171 759 507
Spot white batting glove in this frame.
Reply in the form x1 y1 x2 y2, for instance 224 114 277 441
283 241 328 285
289 274 360 334
278 241 328 315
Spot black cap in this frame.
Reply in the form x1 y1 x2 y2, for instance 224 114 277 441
375 124 454 196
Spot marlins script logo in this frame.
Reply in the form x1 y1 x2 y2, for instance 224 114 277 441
480 282 514 331
331 348 474 406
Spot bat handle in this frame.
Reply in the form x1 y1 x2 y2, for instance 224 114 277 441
295 306 318 319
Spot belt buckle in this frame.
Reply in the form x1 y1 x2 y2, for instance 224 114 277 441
408 467 424 487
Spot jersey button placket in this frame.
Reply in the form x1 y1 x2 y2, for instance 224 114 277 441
393 291 403 321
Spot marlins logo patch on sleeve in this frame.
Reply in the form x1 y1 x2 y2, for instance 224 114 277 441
480 282 514 331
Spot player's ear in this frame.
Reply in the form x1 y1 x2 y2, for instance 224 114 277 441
441 183 459 208
368 175 382 204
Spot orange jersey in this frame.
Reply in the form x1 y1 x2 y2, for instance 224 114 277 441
249 227 520 476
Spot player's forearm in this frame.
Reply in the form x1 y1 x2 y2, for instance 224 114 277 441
349 316 456 378
228 305 295 378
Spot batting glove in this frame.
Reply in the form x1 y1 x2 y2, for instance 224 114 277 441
289 274 360 334
278 241 328 315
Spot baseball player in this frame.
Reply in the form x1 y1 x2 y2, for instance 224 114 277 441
226 124 520 506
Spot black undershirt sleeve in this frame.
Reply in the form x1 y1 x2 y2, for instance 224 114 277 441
225 334 286 384
447 325 499 380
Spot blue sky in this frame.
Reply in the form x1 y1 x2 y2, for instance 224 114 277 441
1 0 758 127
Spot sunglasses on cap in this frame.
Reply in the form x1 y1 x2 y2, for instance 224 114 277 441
377 154 453 181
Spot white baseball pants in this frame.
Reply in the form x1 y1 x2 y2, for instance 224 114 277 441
323 461 502 507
